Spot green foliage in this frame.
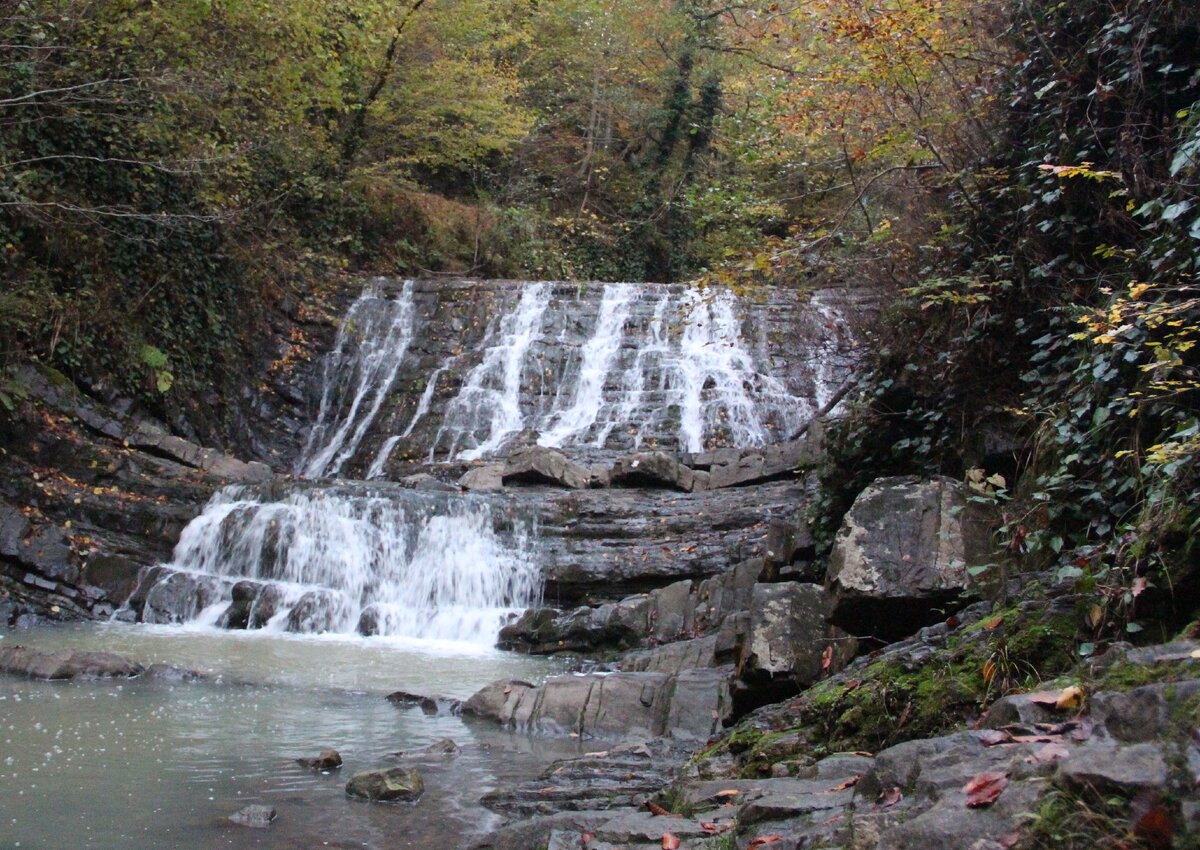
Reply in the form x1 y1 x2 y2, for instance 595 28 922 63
809 0 1200 641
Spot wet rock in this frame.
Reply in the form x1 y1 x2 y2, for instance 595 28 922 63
297 749 343 771
738 583 855 691
467 669 733 741
0 645 143 679
826 476 996 639
80 553 143 606
502 447 590 490
482 741 679 818
386 690 464 716
141 662 206 682
228 804 276 828
621 635 718 674
140 569 223 625
284 590 345 634
422 738 461 757
346 766 424 802
609 451 695 492
459 464 505 492
398 472 457 492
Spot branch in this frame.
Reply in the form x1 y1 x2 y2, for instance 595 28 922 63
0 77 134 107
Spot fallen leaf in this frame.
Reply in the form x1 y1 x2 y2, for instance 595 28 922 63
1025 690 1064 706
998 829 1022 848
713 789 741 798
661 832 681 850
747 835 783 849
1055 686 1085 711
981 615 1004 630
821 644 834 672
700 822 731 835
877 786 903 808
581 832 595 846
646 801 675 817
503 685 512 695
963 770 1009 807
828 774 862 792
1132 791 1174 850
974 729 1014 747
1131 576 1149 598
1029 742 1070 763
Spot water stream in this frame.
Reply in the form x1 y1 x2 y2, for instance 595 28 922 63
3 276 860 849
0 624 570 850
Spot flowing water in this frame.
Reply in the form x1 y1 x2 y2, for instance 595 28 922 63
3 276 862 848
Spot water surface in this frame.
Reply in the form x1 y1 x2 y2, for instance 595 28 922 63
1 624 574 850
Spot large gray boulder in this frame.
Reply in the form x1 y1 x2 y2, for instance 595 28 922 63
465 669 733 741
459 463 505 492
738 583 856 689
502 447 591 490
345 766 424 802
826 476 995 639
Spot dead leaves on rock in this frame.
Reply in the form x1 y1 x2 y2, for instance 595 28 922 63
963 770 1010 808
1025 685 1086 711
646 801 676 817
747 835 783 849
661 832 681 850
828 774 861 792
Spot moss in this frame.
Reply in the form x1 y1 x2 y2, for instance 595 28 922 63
1095 659 1200 693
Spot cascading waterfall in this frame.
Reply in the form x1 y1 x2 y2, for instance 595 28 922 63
298 281 417 479
422 282 815 459
131 485 542 645
433 283 551 461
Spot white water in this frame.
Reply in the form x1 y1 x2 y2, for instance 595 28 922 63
298 281 417 478
427 283 814 458
434 283 551 461
538 282 635 447
136 485 542 646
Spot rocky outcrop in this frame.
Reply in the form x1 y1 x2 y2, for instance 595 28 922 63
609 452 697 492
464 669 733 742
345 766 425 802
826 476 997 639
502 447 591 490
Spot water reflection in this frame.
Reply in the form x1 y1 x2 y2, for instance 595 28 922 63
0 624 576 850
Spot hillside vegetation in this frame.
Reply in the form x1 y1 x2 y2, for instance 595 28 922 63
1 0 1198 641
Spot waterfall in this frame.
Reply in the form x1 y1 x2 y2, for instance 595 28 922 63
132 485 542 645
298 281 417 479
537 283 635 448
425 282 814 459
433 283 550 461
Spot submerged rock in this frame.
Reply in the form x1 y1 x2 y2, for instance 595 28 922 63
345 766 425 802
0 645 143 680
228 804 276 829
296 749 343 771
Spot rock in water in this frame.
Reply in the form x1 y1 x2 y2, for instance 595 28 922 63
228 804 276 828
296 748 342 771
345 766 425 802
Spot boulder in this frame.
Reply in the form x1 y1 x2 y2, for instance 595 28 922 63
738 583 855 689
345 766 425 802
1057 743 1170 794
228 804 276 828
422 738 461 757
0 646 143 680
609 452 695 492
459 464 505 492
826 476 995 639
399 472 457 492
502 447 590 490
296 749 342 771
284 590 347 634
466 669 732 741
